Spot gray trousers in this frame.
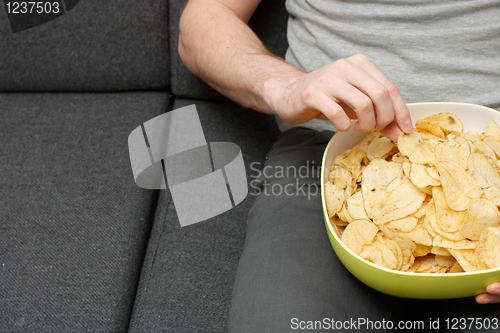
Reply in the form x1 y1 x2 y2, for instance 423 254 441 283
228 127 499 333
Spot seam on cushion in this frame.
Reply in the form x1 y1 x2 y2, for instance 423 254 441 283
126 96 175 333
126 190 172 333
142 194 171 298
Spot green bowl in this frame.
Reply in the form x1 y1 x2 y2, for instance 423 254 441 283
321 102 500 299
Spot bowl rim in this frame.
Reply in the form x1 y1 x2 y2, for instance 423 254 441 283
321 102 500 278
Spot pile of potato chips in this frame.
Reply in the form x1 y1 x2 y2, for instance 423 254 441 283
325 112 500 273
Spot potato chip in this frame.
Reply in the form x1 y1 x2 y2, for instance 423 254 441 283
391 152 408 164
475 227 500 270
364 175 426 224
367 136 395 161
414 244 432 257
431 246 451 257
341 148 369 182
345 190 369 221
329 164 353 189
415 129 446 151
358 233 400 270
448 260 465 273
436 253 457 264
426 166 440 182
409 163 440 189
431 187 467 235
415 117 445 138
433 235 477 250
463 135 497 160
402 219 435 246
352 130 382 153
386 216 418 233
483 118 500 139
324 181 346 217
483 135 500 160
482 186 500 207
459 198 500 240
415 112 463 137
330 215 348 227
397 131 435 164
401 160 411 179
338 201 354 224
333 149 351 166
448 249 478 272
426 198 463 241
467 153 500 189
361 159 402 196
434 136 470 170
422 206 438 239
341 219 379 254
377 234 404 270
326 165 356 218
379 226 415 271
439 113 464 134
464 130 481 138
434 159 482 211
407 255 448 273
413 198 430 219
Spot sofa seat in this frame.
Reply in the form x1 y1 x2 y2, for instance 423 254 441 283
0 92 169 332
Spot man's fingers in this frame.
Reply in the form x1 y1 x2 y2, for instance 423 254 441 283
291 54 411 136
324 76 377 132
486 282 500 295
475 293 500 304
301 86 351 131
379 121 401 142
332 57 395 131
315 113 329 121
350 54 413 133
346 54 412 134
386 84 413 134
475 283 500 304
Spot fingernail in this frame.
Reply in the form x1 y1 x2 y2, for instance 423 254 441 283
404 118 413 133
338 119 352 132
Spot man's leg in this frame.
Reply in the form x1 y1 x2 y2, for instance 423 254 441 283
228 128 394 333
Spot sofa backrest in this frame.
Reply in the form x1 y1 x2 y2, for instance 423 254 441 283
0 0 170 92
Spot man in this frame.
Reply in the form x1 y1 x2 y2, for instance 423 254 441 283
179 0 500 331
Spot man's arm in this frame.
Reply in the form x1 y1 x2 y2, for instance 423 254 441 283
178 0 412 141
178 0 303 118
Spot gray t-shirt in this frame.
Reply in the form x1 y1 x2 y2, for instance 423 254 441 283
277 0 500 132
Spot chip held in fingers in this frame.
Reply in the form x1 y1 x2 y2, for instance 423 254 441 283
326 112 500 273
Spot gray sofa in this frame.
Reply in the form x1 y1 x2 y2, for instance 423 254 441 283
0 1 287 331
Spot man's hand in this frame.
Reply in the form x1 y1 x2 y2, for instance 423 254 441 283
265 54 413 142
475 282 500 304
179 0 412 142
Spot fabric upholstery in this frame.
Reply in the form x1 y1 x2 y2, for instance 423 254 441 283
0 1 169 92
0 92 168 332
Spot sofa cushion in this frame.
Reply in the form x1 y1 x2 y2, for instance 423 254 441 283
169 0 289 100
0 92 169 332
0 0 169 92
128 98 280 332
